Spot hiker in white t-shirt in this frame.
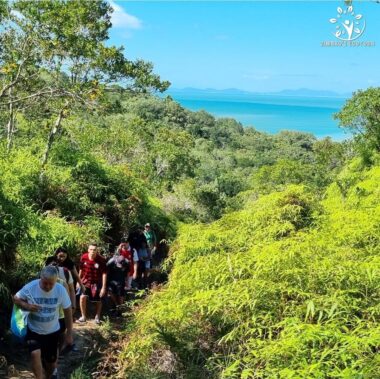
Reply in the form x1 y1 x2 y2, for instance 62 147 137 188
13 266 73 379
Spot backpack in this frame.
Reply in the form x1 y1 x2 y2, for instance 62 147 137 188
10 288 37 342
10 304 28 342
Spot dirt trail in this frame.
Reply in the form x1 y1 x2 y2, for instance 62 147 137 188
0 316 122 379
0 266 166 378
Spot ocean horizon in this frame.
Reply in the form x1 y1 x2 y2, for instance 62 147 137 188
168 91 350 141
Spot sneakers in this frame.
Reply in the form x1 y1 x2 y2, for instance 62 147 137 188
76 315 101 324
60 343 79 355
69 343 79 352
76 316 87 324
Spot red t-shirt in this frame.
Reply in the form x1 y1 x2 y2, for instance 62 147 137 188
119 243 138 275
79 253 106 287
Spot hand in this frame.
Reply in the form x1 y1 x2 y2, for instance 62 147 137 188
80 284 86 293
28 304 41 312
65 332 73 346
100 287 106 298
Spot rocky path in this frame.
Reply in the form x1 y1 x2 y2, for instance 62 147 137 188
1 320 97 379
0 310 127 379
1 272 164 379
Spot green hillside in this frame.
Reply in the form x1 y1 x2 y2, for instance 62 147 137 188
0 0 341 332
119 157 380 378
1 2 380 378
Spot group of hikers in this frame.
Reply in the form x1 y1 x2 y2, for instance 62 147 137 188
12 223 158 379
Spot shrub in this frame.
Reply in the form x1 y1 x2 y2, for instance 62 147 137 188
118 163 380 378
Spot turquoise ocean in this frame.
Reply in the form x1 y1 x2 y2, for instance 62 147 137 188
169 92 349 140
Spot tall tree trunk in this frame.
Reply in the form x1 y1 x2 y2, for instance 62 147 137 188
41 106 66 169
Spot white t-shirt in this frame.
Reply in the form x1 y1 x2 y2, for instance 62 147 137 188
16 279 71 335
57 266 74 285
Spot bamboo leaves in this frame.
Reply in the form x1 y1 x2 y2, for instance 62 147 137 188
119 161 380 377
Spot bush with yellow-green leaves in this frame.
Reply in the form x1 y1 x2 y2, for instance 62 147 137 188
119 157 380 379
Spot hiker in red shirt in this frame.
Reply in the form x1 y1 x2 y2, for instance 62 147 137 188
119 241 138 290
77 243 107 324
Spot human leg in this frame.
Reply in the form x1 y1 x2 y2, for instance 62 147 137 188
118 296 125 307
40 331 60 379
137 261 145 289
58 318 66 352
126 274 133 289
118 281 125 305
95 300 102 321
79 294 88 321
30 350 44 379
144 260 151 288
26 329 44 379
44 361 55 379
108 281 118 309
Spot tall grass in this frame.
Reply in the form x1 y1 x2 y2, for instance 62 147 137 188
118 158 380 378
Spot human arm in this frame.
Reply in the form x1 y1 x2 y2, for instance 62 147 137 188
153 231 157 248
132 249 139 280
100 272 107 297
106 257 115 266
63 307 73 345
68 283 76 309
76 268 85 292
72 266 85 292
147 231 157 254
132 262 138 280
65 270 76 309
13 295 40 312
61 280 76 311
60 284 73 345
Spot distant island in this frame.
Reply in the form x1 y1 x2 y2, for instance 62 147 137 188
163 86 349 139
167 87 350 99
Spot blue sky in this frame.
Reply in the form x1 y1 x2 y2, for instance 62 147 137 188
108 1 380 94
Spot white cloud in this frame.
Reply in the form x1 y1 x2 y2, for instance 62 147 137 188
110 1 142 29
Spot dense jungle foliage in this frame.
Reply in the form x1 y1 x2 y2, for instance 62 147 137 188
2 1 380 378
119 156 380 379
0 0 344 307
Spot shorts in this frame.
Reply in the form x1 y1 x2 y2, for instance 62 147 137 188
26 328 60 363
108 280 125 297
137 260 146 275
82 284 101 302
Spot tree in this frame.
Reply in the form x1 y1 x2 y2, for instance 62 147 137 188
0 0 169 162
151 126 195 186
335 87 380 152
